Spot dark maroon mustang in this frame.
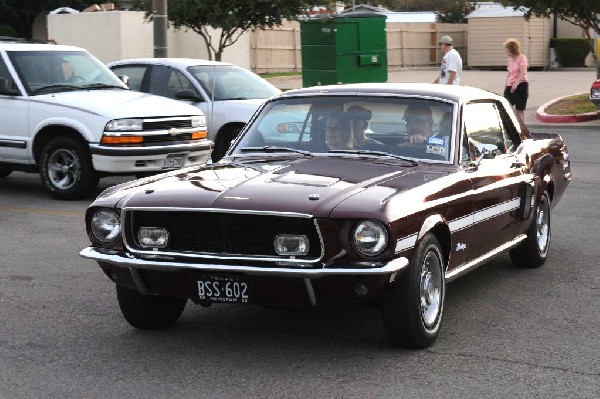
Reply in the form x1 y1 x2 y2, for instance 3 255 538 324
81 83 571 348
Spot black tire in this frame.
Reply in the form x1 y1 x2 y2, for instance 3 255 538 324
509 191 551 268
382 233 446 349
211 125 242 162
39 136 99 200
116 285 187 330
0 168 12 178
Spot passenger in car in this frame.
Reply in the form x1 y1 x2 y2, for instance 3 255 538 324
346 105 384 149
325 111 354 150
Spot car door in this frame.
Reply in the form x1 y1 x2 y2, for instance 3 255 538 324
0 53 29 162
459 101 529 262
109 64 150 92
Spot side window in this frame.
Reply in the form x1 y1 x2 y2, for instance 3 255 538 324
0 57 17 94
462 102 507 159
110 65 148 91
165 68 196 99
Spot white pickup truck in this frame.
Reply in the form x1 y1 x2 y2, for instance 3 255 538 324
0 38 212 200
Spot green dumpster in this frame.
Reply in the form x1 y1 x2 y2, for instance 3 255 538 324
300 13 387 87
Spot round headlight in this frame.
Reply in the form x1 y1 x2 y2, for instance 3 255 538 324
352 220 388 256
90 209 121 243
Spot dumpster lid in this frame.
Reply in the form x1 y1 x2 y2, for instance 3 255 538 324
334 11 387 19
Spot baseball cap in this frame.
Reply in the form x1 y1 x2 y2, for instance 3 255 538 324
438 35 453 45
403 104 433 122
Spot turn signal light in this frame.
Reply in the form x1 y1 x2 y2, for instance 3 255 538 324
101 135 144 144
191 130 208 140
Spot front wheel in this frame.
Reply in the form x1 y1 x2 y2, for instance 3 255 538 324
509 191 551 268
40 136 99 200
382 233 446 349
116 285 187 330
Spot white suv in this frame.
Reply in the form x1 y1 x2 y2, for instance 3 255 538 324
0 39 212 200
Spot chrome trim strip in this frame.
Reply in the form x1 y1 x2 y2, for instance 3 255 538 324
80 247 409 278
304 278 317 306
395 233 417 253
130 269 151 295
397 197 522 251
123 207 313 218
445 234 527 281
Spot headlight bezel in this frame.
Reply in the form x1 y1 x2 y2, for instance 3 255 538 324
351 220 389 257
105 118 144 132
89 208 121 244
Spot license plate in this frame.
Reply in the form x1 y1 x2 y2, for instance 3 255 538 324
162 153 184 169
197 276 250 304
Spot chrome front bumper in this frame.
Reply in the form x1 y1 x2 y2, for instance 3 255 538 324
79 247 409 278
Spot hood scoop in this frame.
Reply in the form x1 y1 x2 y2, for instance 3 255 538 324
271 172 339 187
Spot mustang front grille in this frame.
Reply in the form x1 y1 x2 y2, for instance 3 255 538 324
123 210 322 260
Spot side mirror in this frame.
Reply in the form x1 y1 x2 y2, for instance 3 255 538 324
175 89 203 102
117 75 129 87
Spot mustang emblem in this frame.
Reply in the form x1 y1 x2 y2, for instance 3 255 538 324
455 242 467 252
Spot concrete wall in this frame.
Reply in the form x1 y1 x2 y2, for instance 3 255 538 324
47 11 252 69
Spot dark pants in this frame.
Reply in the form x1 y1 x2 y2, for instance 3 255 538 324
504 81 529 111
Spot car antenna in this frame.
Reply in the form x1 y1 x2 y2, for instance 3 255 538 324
207 64 216 163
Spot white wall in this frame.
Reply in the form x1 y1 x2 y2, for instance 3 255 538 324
46 11 251 69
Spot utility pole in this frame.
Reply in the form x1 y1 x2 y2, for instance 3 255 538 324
153 0 168 57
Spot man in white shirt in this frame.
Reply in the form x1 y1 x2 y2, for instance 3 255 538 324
433 35 462 85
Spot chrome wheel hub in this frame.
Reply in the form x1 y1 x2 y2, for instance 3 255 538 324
536 198 550 253
48 149 80 190
420 251 443 329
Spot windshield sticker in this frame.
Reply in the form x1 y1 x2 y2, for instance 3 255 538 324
426 136 446 156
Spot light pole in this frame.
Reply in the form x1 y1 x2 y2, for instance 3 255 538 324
153 0 168 57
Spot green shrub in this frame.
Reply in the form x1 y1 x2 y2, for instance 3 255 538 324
0 23 17 37
550 38 590 67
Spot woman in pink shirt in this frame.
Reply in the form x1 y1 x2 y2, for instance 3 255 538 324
503 38 529 121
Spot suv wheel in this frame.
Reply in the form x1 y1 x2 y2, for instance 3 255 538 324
0 168 12 178
40 136 99 200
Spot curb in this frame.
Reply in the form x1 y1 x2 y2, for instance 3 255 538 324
536 93 599 123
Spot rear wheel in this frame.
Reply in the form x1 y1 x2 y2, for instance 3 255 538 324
382 233 445 349
116 285 187 330
211 125 242 162
509 191 551 268
39 136 99 200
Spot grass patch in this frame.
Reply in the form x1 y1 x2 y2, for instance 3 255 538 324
259 72 301 78
545 93 598 115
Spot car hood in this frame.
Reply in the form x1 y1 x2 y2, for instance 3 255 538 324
35 89 202 118
97 157 450 219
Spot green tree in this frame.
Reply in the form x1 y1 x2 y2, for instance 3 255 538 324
134 0 335 61
501 0 600 60
437 1 477 23
0 0 91 38
341 1 475 23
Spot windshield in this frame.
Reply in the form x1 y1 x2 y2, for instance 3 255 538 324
231 96 456 163
8 50 127 95
187 65 280 101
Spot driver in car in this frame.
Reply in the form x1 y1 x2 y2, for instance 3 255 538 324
401 104 434 144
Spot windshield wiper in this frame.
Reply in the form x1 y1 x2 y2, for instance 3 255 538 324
32 84 80 94
239 146 313 157
82 83 128 90
328 149 419 165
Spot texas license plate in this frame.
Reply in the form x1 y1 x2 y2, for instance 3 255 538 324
162 153 184 169
197 276 250 304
